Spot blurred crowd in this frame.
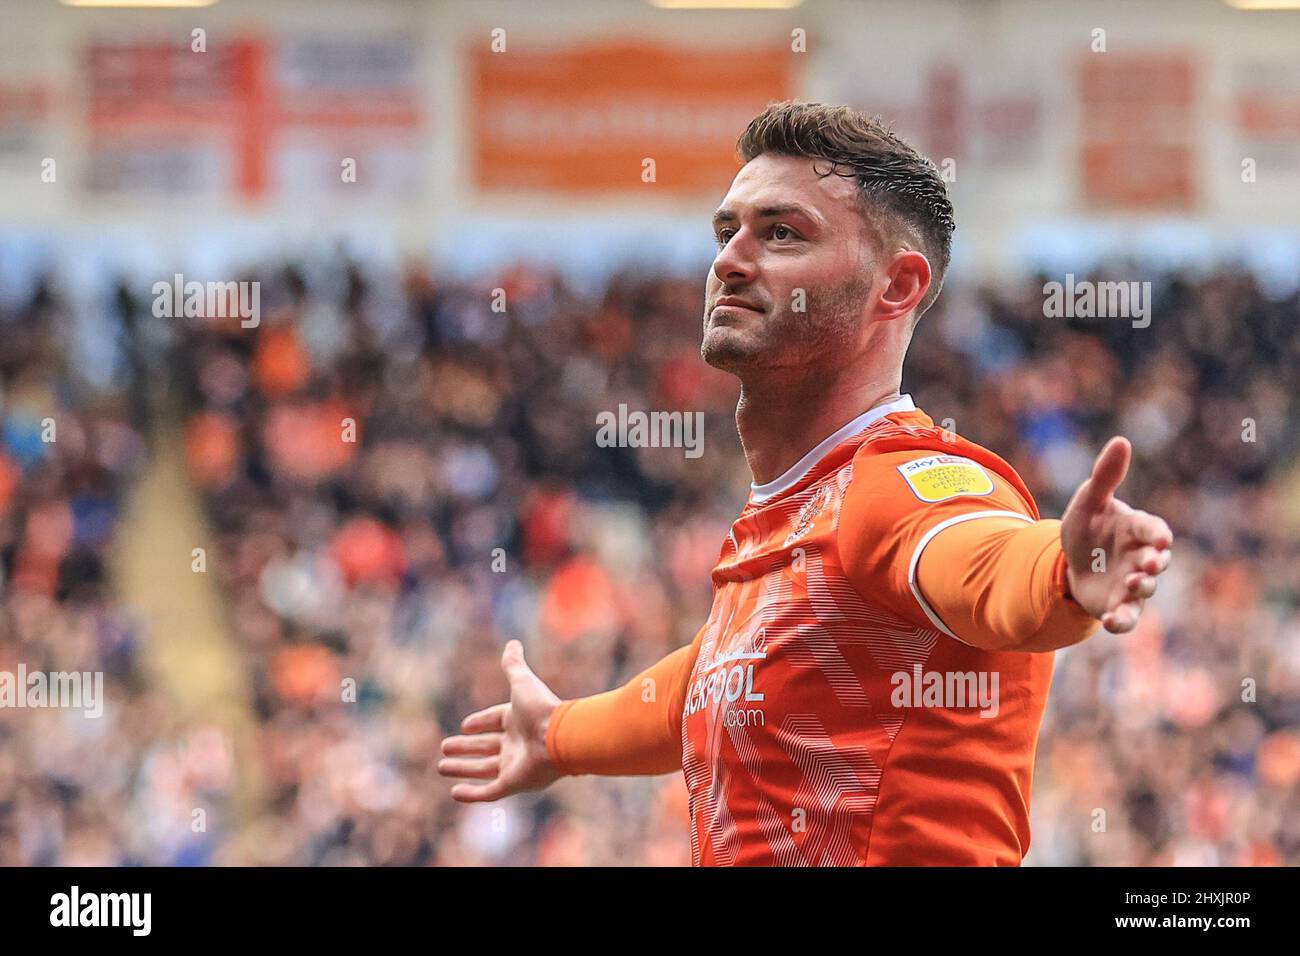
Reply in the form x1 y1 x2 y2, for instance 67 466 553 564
0 276 233 866
2 255 1297 865
958 269 1300 865
172 260 741 865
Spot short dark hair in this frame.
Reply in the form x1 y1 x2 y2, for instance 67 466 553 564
736 100 955 320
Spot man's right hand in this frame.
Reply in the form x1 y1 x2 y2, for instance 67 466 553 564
438 640 564 802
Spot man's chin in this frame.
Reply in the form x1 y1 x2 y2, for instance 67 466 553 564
700 328 756 372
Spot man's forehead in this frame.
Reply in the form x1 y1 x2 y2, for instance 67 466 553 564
714 154 859 221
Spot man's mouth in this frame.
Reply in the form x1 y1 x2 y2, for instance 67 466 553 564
711 296 764 314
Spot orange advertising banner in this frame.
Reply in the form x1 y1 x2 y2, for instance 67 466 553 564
470 39 796 195
1078 51 1197 211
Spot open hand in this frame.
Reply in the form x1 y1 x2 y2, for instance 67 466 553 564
438 640 563 802
1060 437 1173 634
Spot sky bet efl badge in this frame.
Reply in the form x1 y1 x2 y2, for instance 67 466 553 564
897 454 995 503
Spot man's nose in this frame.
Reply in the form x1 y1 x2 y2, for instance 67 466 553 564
712 231 757 287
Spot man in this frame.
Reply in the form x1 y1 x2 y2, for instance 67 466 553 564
438 101 1173 865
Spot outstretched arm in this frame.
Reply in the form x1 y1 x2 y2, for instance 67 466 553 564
439 630 703 802
913 436 1172 652
546 629 702 776
841 437 1173 653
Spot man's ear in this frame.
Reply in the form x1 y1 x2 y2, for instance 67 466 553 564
877 250 932 323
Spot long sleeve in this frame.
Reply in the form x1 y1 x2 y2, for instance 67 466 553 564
545 627 704 776
916 516 1100 652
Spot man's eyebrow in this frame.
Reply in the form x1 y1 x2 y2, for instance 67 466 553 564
711 204 821 229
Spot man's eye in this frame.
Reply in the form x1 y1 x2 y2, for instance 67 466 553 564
716 224 796 246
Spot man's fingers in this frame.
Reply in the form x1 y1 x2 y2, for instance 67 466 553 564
1125 572 1157 600
1103 548 1167 633
461 703 508 734
1131 512 1173 550
502 640 533 685
1127 544 1171 577
1083 436 1131 508
437 756 500 780
449 780 510 803
441 733 502 757
1102 597 1144 633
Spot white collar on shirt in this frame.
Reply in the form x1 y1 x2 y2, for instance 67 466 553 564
748 394 916 504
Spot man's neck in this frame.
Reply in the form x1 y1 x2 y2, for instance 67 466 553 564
735 370 904 486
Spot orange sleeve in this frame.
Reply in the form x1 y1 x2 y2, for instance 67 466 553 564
544 628 703 776
839 448 1101 652
916 516 1100 652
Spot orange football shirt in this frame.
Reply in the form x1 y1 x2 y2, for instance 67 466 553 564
679 395 1058 865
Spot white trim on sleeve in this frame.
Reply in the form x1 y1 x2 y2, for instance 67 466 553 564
907 509 1035 646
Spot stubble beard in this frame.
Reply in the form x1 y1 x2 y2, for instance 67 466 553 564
700 272 873 386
